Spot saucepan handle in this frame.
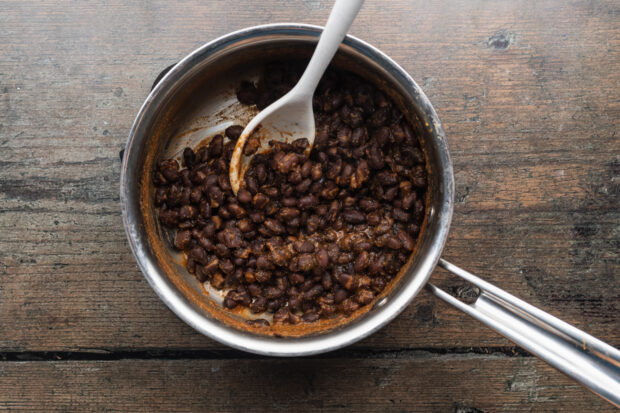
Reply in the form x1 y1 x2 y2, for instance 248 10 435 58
427 259 620 407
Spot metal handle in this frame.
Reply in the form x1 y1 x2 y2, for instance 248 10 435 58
428 259 620 407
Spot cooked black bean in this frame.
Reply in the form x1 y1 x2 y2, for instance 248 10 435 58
296 254 315 272
298 194 319 209
244 137 260 156
302 311 319 323
188 246 207 265
342 208 365 224
355 289 375 305
174 230 192 250
252 193 270 209
337 273 355 290
155 63 427 324
294 240 315 253
316 249 329 268
340 298 360 314
251 296 268 313
392 208 410 222
334 288 348 304
214 243 229 258
303 284 324 301
208 135 224 158
225 124 244 141
398 230 415 251
264 218 285 234
276 152 299 174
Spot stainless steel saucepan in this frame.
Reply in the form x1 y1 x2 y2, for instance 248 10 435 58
120 24 620 405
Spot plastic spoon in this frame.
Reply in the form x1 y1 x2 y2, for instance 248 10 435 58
229 0 365 194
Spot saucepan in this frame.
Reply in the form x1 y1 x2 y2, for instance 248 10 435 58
120 24 620 405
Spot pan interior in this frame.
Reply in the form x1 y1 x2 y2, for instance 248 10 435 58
133 33 449 341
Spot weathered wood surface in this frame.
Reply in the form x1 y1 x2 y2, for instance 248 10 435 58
0 0 618 410
0 356 616 412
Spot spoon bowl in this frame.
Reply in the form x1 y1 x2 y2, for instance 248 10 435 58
229 89 315 192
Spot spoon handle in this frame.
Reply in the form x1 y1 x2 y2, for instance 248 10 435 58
294 0 365 98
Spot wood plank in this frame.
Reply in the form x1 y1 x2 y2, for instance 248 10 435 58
1 0 618 351
0 355 615 412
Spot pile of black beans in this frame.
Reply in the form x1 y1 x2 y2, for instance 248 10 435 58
154 62 427 325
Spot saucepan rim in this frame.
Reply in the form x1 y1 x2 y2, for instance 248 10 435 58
120 23 454 356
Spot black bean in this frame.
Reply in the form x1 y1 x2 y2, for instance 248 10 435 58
310 163 323 180
342 208 365 224
392 208 410 222
288 273 305 285
385 236 402 249
219 259 234 274
302 311 319 323
252 193 270 209
296 254 315 272
303 284 323 301
337 273 355 290
249 211 265 224
305 214 321 233
402 192 417 210
296 178 312 194
207 185 224 207
350 127 367 146
337 126 352 146
247 282 261 296
369 108 390 128
204 174 218 188
256 255 273 270
341 298 360 314
214 243 229 258
244 137 260 156
355 289 375 305
250 296 268 313
264 286 284 299
264 218 285 234
237 81 258 104
334 289 348 304
298 194 319 209
354 251 370 272
294 240 315 253
273 307 291 323
189 246 208 265
398 231 415 251
225 125 244 141
178 205 197 221
276 152 299 174
384 186 399 201
367 145 385 170
223 297 238 309
300 160 312 178
322 272 333 290
174 230 192 250
209 135 224 158
292 138 309 153
377 171 398 186
254 270 271 283
266 299 282 312
350 160 370 189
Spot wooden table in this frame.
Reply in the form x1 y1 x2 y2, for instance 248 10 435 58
1 0 618 411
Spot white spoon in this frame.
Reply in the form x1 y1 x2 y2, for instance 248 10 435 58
229 0 365 194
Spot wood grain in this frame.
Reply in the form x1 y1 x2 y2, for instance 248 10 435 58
0 355 615 412
0 0 618 409
1 0 617 352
